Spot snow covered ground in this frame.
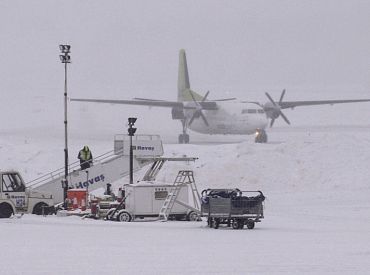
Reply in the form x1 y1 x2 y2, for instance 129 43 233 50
1 122 370 274
1 1 369 273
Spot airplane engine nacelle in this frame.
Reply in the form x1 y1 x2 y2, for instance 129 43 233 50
171 107 185 120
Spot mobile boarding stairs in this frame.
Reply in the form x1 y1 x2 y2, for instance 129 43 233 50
26 135 164 204
158 170 201 221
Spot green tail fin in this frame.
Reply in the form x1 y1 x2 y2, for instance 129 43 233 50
177 49 203 102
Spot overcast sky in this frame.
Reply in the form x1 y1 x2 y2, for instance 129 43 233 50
1 0 369 102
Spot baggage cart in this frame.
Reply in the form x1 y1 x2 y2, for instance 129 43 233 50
201 188 265 229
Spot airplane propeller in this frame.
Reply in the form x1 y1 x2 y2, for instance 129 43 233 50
263 89 291 127
188 90 210 127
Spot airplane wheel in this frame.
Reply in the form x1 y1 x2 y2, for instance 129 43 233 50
263 132 268 143
178 134 184 144
184 134 190 144
255 130 268 143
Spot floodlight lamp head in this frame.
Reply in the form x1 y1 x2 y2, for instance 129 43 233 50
128 127 137 136
59 44 71 53
59 55 71 63
128 117 137 125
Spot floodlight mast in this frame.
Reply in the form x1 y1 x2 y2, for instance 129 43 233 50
59 44 71 204
128 118 137 185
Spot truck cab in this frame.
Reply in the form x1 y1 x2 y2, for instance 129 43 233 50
0 171 54 218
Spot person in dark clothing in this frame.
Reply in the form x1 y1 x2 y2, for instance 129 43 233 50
78 145 93 170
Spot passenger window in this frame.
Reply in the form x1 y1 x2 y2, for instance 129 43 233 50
242 109 258 114
154 190 168 200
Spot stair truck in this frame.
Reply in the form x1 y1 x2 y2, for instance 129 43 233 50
27 134 164 204
0 170 54 218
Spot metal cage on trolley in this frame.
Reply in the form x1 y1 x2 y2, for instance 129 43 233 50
201 188 265 230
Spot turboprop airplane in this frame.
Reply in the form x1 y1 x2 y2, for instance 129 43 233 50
71 49 370 144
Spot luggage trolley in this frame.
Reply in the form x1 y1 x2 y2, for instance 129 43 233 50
201 189 265 229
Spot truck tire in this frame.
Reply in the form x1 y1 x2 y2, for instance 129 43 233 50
117 211 132 222
33 202 48 215
0 203 13 218
186 211 199 221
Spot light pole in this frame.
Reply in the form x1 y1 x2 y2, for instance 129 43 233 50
128 117 137 185
59 44 71 204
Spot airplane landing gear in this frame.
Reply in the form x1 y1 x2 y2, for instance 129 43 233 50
255 129 267 143
179 119 190 144
178 134 190 144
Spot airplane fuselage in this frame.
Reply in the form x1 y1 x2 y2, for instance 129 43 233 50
184 102 268 135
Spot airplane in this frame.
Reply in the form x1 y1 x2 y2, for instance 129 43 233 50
71 49 370 144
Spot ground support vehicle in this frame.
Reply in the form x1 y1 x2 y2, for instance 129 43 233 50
105 168 201 222
201 189 265 230
105 180 199 222
0 171 54 218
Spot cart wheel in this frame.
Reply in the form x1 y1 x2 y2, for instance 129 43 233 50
238 220 244 229
207 218 213 228
247 221 255 229
213 218 220 229
232 220 240 229
117 211 132 222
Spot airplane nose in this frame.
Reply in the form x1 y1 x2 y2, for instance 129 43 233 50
253 116 268 129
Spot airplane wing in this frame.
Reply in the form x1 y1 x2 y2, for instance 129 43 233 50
213 98 237 101
280 99 370 109
71 98 185 108
244 91 370 127
133 97 167 101
70 98 218 110
134 96 236 102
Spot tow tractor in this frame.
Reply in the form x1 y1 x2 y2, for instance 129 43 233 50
0 170 54 218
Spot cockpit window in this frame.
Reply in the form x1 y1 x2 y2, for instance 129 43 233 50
2 173 26 192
